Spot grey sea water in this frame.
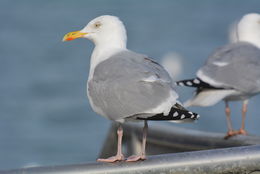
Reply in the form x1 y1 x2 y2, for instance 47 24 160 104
1 0 260 170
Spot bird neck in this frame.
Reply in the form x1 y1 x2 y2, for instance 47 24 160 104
237 21 260 49
238 33 260 49
88 43 127 80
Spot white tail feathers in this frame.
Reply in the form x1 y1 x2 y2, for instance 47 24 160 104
184 89 238 107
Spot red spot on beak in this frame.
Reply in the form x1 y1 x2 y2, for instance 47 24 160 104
66 37 74 41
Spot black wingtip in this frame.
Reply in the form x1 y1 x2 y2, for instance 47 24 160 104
137 107 200 121
175 78 203 88
175 78 223 89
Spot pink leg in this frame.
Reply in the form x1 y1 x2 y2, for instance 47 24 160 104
237 100 248 135
126 121 148 162
97 124 124 162
224 101 237 139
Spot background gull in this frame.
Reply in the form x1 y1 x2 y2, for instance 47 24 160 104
176 13 260 139
63 15 199 162
228 21 239 43
161 52 183 81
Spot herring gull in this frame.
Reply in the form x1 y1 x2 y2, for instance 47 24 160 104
161 52 183 80
63 15 199 162
176 13 260 139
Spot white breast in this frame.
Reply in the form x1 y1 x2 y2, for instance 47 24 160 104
86 47 127 119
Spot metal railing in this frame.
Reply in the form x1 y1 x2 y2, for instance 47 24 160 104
100 123 260 158
2 123 260 174
2 145 260 174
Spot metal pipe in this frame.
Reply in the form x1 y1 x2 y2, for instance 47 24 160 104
2 145 260 174
100 123 260 158
121 123 260 149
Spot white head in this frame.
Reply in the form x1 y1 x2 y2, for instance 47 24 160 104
63 15 127 49
237 13 260 48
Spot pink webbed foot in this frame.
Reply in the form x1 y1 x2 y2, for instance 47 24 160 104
126 155 146 162
97 154 124 163
224 130 238 139
236 128 248 135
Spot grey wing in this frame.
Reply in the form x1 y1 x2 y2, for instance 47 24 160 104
88 50 178 121
197 42 260 93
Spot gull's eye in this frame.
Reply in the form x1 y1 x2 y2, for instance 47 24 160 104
94 22 102 28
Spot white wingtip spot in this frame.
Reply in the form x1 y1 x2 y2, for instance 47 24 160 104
193 79 200 84
181 114 185 119
191 115 194 118
178 82 184 86
173 111 179 117
186 81 193 86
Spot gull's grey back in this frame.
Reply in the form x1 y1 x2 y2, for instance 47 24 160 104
88 50 176 121
199 42 260 93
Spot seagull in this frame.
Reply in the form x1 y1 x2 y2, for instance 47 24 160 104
176 13 260 139
63 15 199 162
161 52 183 80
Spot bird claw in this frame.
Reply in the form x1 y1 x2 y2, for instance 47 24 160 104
224 129 248 139
237 129 248 135
126 155 146 162
97 154 124 163
224 130 238 139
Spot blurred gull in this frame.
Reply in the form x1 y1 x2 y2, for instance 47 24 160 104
63 15 199 162
161 52 183 80
176 13 260 139
228 20 239 43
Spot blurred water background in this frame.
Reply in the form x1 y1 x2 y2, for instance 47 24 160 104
1 0 260 170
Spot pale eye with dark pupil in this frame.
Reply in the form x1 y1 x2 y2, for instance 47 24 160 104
94 22 101 28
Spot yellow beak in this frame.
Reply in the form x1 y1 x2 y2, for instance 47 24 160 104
62 31 87 41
